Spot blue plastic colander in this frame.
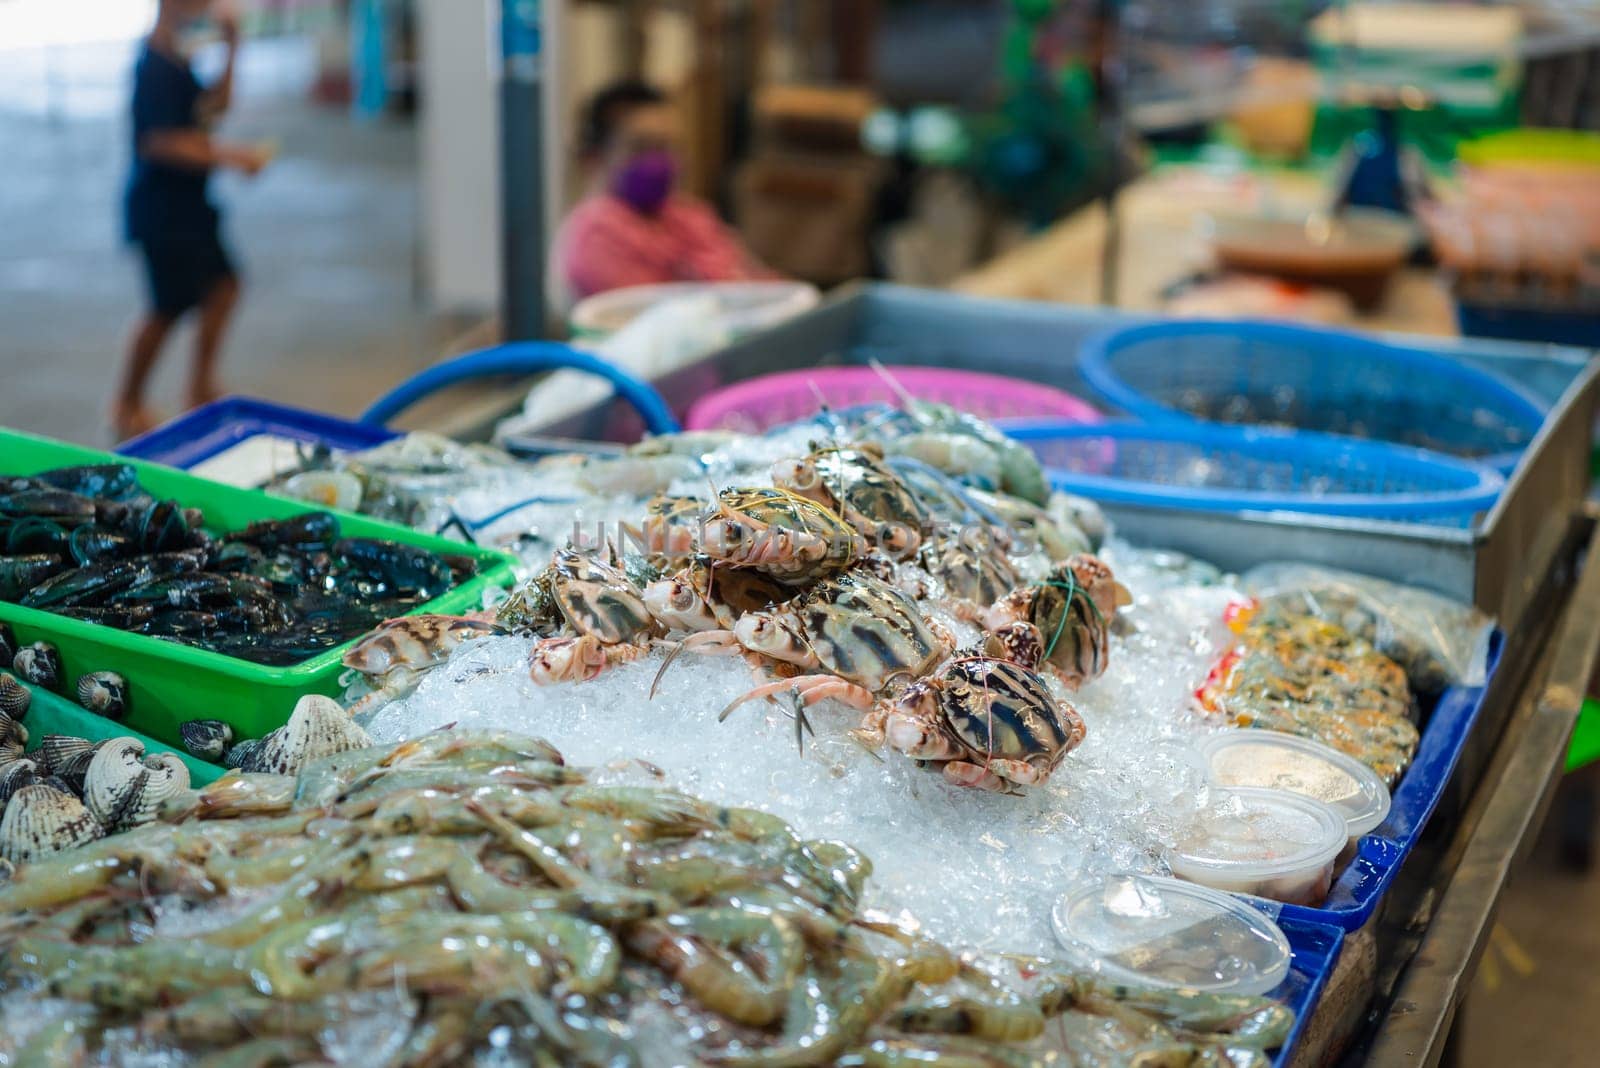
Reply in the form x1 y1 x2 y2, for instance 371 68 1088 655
1079 320 1547 472
1004 421 1505 521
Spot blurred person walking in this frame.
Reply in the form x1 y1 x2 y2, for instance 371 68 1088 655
552 82 777 307
115 0 270 440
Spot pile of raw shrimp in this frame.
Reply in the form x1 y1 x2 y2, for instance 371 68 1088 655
0 731 1292 1067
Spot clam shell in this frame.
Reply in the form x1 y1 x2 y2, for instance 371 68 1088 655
240 695 372 776
0 782 102 864
38 735 104 795
0 733 22 767
0 757 41 805
0 674 29 721
75 672 129 721
0 708 24 748
13 643 62 691
223 738 262 770
83 737 192 832
179 719 233 763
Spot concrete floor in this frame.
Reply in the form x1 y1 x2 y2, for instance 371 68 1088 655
0 33 458 447
1458 774 1600 1067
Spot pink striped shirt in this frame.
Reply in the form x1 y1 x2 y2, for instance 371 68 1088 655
553 193 774 303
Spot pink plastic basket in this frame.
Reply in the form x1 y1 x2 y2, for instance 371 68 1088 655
684 365 1103 433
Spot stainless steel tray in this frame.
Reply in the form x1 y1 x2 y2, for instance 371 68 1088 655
514 283 1599 1065
527 283 1598 636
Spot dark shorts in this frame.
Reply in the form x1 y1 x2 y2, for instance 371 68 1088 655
137 229 237 318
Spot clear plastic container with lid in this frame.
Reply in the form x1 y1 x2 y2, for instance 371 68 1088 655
1196 730 1392 862
1050 873 1293 995
1167 787 1348 906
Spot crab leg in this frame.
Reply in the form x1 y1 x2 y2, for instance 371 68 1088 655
719 675 875 722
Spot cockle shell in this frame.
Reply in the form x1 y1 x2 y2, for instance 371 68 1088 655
76 672 129 721
239 694 372 776
83 737 192 832
0 727 23 767
180 719 234 763
38 735 103 794
223 738 262 770
13 642 62 691
0 782 102 864
0 757 42 805
0 674 29 721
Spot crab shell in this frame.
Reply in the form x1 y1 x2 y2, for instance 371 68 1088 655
702 488 863 587
886 656 1086 790
341 614 505 683
983 554 1128 689
771 446 930 558
914 532 1019 616
643 558 792 635
546 548 657 644
734 569 950 695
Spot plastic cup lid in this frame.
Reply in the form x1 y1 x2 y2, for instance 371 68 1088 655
1050 873 1292 995
1197 730 1391 838
1170 787 1348 878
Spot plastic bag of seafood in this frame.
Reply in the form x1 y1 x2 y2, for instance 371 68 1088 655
1242 562 1495 693
1196 601 1421 786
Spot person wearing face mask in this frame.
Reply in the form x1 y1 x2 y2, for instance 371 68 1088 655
552 82 777 306
115 0 272 440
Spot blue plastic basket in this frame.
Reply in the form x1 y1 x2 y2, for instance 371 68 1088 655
118 397 398 471
1079 320 1547 472
1005 421 1505 521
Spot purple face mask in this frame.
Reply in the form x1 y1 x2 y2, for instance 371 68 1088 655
611 150 677 214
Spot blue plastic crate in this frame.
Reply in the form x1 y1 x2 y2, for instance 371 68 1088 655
1272 919 1346 1067
1079 319 1547 472
1006 421 1505 523
116 397 398 473
1252 635 1502 932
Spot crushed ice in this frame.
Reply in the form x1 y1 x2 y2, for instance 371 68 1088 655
360 539 1248 958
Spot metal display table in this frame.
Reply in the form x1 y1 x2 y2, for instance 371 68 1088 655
525 283 1599 1065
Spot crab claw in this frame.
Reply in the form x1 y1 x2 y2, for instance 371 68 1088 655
982 621 1044 671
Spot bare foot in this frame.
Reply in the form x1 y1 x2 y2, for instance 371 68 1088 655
112 404 164 442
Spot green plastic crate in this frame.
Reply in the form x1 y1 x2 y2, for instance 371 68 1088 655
0 429 517 749
15 675 224 786
1567 698 1600 774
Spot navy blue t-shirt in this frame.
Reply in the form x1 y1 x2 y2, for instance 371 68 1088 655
124 44 217 242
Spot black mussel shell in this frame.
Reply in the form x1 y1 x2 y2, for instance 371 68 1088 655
34 463 138 500
0 623 14 668
75 672 129 722
180 719 234 763
13 642 62 691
